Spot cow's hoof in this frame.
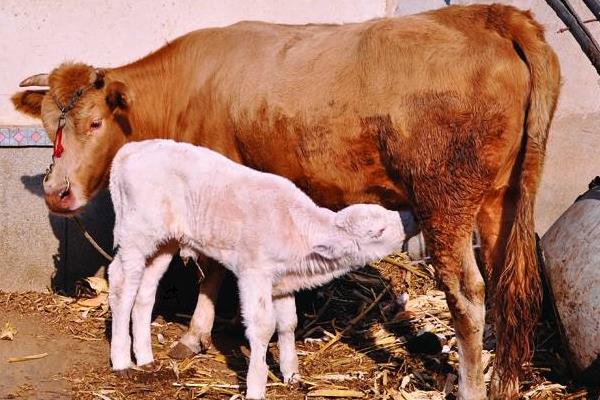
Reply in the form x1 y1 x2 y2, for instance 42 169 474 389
168 342 197 360
136 360 160 372
198 334 212 351
114 368 134 378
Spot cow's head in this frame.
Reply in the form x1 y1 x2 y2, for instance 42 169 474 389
12 63 132 215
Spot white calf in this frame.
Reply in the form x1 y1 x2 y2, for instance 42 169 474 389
108 139 405 399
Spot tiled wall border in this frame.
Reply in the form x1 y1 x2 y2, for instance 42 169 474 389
0 126 51 147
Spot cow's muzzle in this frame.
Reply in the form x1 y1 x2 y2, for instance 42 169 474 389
44 176 78 214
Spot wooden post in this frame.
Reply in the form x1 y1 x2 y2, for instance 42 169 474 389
582 0 600 22
546 0 600 76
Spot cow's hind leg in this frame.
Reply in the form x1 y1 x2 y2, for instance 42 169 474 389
169 259 226 359
422 210 486 400
132 244 176 367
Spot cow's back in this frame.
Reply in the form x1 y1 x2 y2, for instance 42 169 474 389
181 6 529 209
116 5 534 211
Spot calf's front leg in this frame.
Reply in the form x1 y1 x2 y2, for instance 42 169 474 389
239 272 276 400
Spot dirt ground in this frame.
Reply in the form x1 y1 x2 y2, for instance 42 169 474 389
0 310 107 399
0 256 597 400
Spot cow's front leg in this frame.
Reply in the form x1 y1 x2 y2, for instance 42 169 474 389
170 259 226 359
239 272 276 400
132 245 175 366
108 249 146 372
273 293 300 383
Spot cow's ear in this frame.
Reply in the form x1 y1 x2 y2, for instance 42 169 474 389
11 90 47 118
105 81 130 111
106 81 133 136
312 236 353 260
91 68 106 89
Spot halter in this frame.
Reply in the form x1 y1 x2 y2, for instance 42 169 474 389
52 84 93 158
44 83 94 183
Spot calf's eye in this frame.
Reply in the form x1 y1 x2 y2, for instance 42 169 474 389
90 120 102 130
368 227 386 239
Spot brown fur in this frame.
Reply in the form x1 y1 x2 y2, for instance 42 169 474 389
12 5 560 397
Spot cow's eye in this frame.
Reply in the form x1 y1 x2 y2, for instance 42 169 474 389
90 119 102 130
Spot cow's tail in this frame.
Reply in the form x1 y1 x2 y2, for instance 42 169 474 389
488 4 561 393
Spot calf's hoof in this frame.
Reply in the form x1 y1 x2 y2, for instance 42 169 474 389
114 368 134 379
168 342 197 359
284 372 302 385
245 386 266 400
245 396 265 400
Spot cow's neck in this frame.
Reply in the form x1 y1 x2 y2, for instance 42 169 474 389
109 42 211 144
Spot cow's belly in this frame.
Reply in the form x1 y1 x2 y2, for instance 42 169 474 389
229 115 410 211
292 168 408 211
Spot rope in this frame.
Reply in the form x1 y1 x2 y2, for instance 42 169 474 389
72 216 114 262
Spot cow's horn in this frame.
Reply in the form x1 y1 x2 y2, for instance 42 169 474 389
19 73 50 87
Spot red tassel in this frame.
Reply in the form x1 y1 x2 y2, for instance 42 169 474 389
53 126 64 158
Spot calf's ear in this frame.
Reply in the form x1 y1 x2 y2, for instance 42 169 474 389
11 90 47 119
312 236 353 260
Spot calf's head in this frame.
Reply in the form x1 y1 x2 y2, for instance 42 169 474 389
313 204 404 264
12 63 132 215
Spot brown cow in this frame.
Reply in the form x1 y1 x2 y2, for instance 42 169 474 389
12 4 560 399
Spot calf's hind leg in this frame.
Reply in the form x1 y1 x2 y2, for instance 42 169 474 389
273 293 300 383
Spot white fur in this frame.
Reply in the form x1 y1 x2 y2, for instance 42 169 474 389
108 139 405 399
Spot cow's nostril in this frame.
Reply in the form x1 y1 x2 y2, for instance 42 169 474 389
59 187 71 199
59 177 71 199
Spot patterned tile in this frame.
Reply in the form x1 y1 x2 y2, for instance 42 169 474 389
0 126 52 147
